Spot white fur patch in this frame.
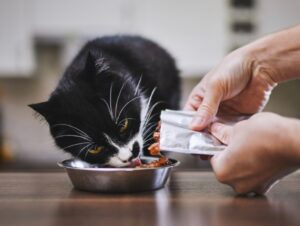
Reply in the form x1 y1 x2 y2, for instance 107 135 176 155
103 95 146 167
71 159 94 168
139 95 147 149
107 156 130 167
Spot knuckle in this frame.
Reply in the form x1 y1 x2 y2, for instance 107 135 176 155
233 184 249 195
211 156 232 184
200 103 216 116
214 168 230 184
208 78 221 88
208 78 226 95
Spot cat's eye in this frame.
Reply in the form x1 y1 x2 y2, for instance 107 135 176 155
120 118 129 133
88 146 104 154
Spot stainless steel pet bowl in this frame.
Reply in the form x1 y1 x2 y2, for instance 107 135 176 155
58 157 179 193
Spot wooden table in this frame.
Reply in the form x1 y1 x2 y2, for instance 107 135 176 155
1 171 300 226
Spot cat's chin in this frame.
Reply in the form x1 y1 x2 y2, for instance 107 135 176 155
107 156 141 168
106 156 128 167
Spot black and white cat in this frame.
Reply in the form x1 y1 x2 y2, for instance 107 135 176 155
29 35 180 167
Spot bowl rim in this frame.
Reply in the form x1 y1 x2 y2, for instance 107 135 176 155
57 157 180 172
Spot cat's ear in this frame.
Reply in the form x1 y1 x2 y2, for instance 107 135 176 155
84 52 97 76
28 101 52 119
84 51 109 77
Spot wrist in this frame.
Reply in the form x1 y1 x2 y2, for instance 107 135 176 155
243 26 300 83
243 39 280 85
231 43 278 97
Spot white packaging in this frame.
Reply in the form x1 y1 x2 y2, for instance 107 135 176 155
159 110 225 155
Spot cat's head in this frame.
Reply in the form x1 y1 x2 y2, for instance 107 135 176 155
29 52 147 167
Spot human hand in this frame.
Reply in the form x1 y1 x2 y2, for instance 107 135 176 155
210 112 300 195
184 47 277 131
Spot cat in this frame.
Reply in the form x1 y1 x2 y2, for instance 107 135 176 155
29 35 180 167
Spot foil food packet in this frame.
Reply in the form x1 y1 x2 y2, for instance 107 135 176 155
159 110 226 155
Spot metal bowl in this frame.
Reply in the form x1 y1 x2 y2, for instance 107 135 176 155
58 157 179 193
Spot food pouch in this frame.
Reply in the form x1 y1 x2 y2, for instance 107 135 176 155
159 110 226 155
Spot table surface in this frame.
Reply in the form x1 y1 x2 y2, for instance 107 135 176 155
1 170 300 226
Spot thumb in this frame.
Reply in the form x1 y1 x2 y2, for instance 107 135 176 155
210 149 229 183
210 122 233 145
190 88 222 131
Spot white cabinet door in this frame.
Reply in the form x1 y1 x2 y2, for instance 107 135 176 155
133 0 229 77
32 0 127 37
0 0 34 76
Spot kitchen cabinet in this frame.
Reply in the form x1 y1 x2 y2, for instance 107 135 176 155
0 0 229 77
0 0 34 77
1 0 300 77
31 0 230 77
133 0 229 77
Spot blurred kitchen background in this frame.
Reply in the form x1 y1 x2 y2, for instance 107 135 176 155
0 0 300 170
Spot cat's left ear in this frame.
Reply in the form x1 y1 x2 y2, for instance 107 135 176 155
84 51 109 77
28 101 52 119
84 52 97 77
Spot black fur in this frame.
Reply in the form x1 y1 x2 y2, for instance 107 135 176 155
29 35 180 166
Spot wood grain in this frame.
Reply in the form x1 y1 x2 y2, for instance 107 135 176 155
0 171 300 226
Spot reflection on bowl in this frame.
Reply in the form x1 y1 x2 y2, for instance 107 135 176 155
58 157 179 193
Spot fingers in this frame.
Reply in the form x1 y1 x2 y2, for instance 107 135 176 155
183 94 203 111
184 83 205 111
210 150 230 184
210 122 233 145
199 154 213 161
190 88 223 131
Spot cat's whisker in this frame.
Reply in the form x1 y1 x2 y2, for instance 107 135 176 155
114 78 130 120
145 87 157 115
143 121 157 129
143 133 155 144
142 123 158 138
109 83 115 122
142 112 161 129
134 74 143 96
52 123 91 139
142 102 164 132
100 98 114 120
143 128 158 143
142 87 158 128
116 96 141 123
143 121 159 134
143 141 154 149
117 118 137 127
143 138 157 148
145 101 165 121
143 136 154 145
54 134 92 142
61 141 91 150
76 142 94 159
142 112 160 123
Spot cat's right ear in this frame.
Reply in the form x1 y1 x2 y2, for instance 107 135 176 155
83 52 97 78
83 51 109 78
28 102 52 119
